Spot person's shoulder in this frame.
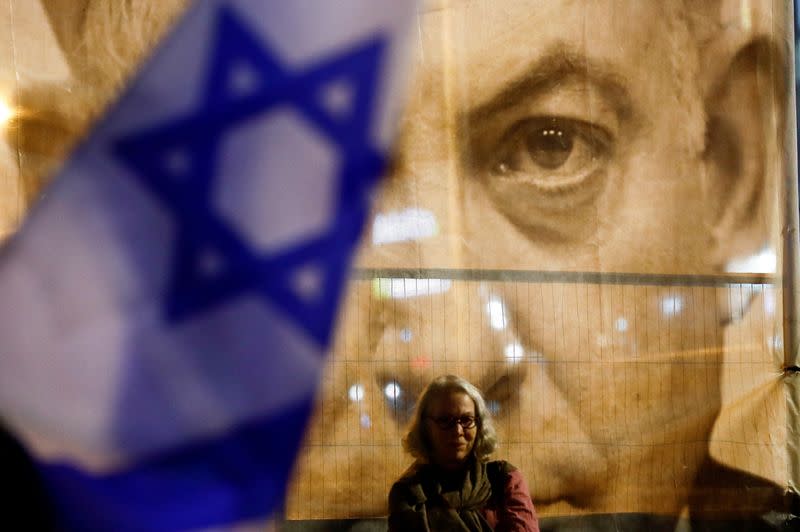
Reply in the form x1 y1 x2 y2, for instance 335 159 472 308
487 459 518 478
486 460 529 498
485 460 539 531
389 462 430 506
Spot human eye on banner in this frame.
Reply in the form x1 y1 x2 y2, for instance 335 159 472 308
0 1 797 531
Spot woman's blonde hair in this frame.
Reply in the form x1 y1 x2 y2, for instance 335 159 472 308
402 374 497 463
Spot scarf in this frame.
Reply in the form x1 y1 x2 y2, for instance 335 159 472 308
392 459 513 531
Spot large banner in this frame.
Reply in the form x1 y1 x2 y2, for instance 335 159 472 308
285 1 800 530
0 0 796 530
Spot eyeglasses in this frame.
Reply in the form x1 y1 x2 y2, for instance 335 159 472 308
427 415 477 430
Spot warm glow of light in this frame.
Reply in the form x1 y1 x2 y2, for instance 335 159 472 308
0 99 14 127
372 208 438 245
384 381 402 400
764 287 776 316
487 297 508 330
348 384 365 402
504 342 525 363
374 278 452 299
740 0 752 31
410 356 430 369
726 248 777 274
660 296 683 317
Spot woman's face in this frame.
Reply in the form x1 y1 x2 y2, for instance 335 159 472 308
424 390 478 469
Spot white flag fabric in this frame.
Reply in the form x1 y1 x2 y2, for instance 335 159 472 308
0 0 414 529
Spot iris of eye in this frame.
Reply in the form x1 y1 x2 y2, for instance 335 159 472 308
526 127 573 169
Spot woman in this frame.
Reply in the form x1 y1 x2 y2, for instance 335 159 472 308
388 375 539 531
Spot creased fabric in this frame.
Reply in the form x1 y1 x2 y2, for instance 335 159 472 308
388 459 515 531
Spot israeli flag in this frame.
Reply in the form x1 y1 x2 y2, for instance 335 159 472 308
0 1 414 529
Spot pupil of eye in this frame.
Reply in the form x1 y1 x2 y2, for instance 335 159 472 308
526 127 573 169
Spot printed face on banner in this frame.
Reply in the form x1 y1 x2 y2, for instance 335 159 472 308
287 0 788 522
2 0 789 525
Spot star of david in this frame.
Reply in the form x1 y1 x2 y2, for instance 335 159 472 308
113 6 387 346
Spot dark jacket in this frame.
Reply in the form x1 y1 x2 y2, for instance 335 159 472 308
388 460 539 531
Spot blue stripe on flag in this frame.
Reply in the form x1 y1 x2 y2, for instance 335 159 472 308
39 398 312 532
